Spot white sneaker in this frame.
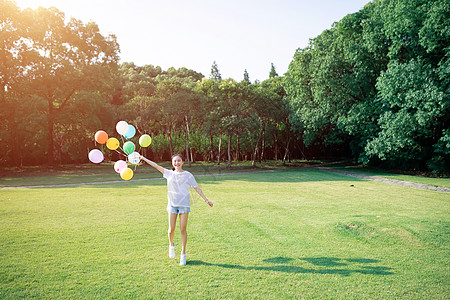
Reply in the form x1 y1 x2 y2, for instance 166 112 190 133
169 244 175 259
180 254 186 266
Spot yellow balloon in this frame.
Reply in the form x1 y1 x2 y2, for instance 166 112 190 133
120 167 133 180
106 137 120 150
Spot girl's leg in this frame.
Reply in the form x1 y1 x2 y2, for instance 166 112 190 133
179 213 189 254
168 212 178 246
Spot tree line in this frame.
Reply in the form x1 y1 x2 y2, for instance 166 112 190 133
1 0 289 168
284 0 449 173
1 0 448 173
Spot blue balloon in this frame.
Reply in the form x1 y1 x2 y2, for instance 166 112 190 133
124 125 136 139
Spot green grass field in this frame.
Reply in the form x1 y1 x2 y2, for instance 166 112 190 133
0 167 449 299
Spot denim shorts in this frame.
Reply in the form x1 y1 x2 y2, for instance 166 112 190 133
167 205 190 214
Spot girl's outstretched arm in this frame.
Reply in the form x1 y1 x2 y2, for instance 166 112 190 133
194 187 213 207
140 156 165 174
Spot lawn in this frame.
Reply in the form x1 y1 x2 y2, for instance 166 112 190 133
0 168 449 299
0 160 315 188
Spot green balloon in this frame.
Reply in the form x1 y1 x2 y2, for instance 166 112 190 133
123 141 135 155
139 134 152 147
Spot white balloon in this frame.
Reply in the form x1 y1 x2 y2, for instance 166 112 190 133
88 149 104 164
116 121 129 135
128 152 141 165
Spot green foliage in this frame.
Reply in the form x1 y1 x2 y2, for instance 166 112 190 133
8 0 449 172
0 1 296 167
209 60 222 81
0 1 119 165
285 0 450 172
243 69 250 83
285 26 355 147
269 63 278 78
365 59 446 166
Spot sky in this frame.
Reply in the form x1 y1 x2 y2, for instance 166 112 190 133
14 0 369 82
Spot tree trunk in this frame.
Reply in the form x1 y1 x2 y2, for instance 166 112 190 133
167 127 173 158
227 134 232 168
11 119 21 166
0 88 17 166
249 131 254 163
236 135 240 161
260 124 265 163
298 141 307 160
47 45 56 165
282 137 291 165
250 130 261 168
184 116 191 167
273 132 278 161
217 135 222 165
47 99 55 165
210 135 214 162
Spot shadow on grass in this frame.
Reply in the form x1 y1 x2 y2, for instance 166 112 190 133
189 256 393 276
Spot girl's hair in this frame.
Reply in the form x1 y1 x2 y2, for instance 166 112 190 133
171 154 184 171
171 153 184 161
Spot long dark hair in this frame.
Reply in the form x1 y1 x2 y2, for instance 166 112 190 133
171 153 184 171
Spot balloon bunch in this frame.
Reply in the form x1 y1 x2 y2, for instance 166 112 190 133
88 120 152 180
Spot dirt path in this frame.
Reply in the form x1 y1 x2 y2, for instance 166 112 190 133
318 167 450 193
1 167 449 193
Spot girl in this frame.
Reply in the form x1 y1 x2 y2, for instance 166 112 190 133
140 154 213 266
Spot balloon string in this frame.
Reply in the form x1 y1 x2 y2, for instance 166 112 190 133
117 144 125 153
115 149 127 158
136 124 145 136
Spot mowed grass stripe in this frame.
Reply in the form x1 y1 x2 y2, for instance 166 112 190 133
0 169 448 299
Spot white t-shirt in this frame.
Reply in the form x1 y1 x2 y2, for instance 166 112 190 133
163 169 198 207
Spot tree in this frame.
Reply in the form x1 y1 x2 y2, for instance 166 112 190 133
26 6 119 164
269 63 278 78
285 27 354 149
364 59 447 169
357 0 449 170
209 60 222 82
166 67 203 81
243 69 250 83
217 80 250 167
118 63 161 132
153 75 201 165
0 3 120 166
285 0 449 172
197 78 253 167
0 0 36 165
261 76 289 162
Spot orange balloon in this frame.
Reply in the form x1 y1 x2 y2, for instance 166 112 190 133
95 130 108 144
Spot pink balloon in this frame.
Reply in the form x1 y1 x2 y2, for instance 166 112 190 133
88 149 104 164
114 160 128 173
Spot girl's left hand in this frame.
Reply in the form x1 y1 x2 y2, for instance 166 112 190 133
206 200 213 207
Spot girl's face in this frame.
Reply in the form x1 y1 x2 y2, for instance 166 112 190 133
172 155 184 171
